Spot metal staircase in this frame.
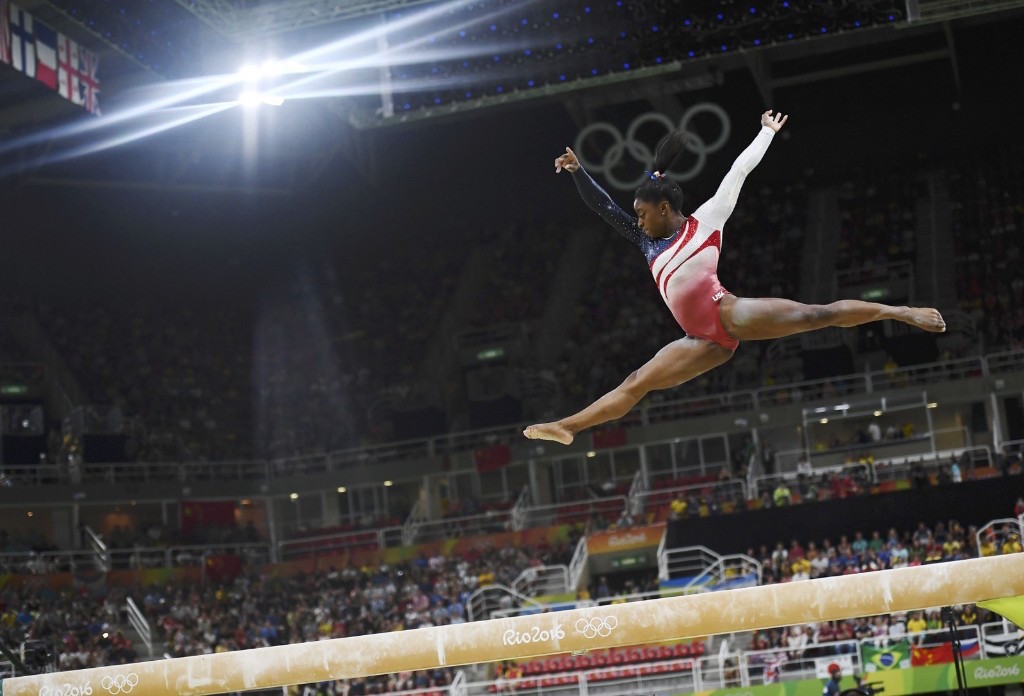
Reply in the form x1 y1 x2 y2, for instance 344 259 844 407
466 584 545 622
658 544 762 591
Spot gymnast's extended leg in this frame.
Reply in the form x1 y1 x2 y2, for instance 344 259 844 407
719 296 945 342
524 337 734 445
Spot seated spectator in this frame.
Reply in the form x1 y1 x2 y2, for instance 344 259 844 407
772 482 792 507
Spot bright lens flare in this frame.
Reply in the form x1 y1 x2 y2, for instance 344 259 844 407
238 91 285 107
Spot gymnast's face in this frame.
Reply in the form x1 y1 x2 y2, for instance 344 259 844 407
634 198 676 239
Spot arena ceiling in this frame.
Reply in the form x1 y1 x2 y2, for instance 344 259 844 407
173 0 445 42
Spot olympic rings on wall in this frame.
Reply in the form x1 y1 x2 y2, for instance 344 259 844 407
573 103 731 191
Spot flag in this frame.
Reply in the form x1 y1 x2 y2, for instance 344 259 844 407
960 639 980 658
912 642 954 666
762 652 788 684
983 629 1024 656
57 32 80 100
862 639 912 671
181 501 236 535
593 427 627 449
473 443 511 473
205 553 243 583
33 17 56 88
0 0 11 65
79 45 99 114
9 3 34 77
814 655 855 679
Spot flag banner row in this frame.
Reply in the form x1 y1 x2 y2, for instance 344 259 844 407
862 638 983 671
0 0 100 114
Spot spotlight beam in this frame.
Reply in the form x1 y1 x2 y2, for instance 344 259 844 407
0 103 235 178
0 0 539 174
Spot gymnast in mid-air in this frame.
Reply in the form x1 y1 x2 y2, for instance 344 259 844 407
524 110 946 445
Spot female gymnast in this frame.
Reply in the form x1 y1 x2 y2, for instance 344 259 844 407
524 110 945 445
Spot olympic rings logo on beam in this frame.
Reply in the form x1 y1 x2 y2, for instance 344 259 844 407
573 103 731 191
100 674 139 695
575 615 619 639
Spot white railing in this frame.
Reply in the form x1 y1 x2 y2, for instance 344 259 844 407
632 479 748 521
568 536 588 593
510 486 530 532
449 670 467 696
658 545 761 589
270 495 620 563
987 350 1024 376
106 543 272 569
706 554 762 587
0 550 105 573
643 391 757 424
659 545 722 584
400 498 427 547
522 496 627 529
466 584 545 622
657 529 668 581
1001 438 1024 456
0 464 61 485
976 517 1024 557
873 445 992 483
277 528 398 561
408 509 515 545
753 462 872 499
490 599 594 620
84 525 110 572
126 597 153 657
593 588 683 606
489 587 682 619
16 350 1018 487
511 565 570 598
751 445 994 499
627 468 646 516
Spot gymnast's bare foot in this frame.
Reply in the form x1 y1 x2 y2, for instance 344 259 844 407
904 307 946 333
523 422 574 445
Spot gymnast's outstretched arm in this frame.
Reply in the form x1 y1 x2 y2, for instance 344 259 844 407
555 146 646 247
691 110 786 231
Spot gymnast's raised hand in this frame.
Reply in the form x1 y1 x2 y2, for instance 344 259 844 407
554 147 580 174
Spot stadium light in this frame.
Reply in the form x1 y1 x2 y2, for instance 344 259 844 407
289 492 299 500
239 91 285 107
238 63 263 82
337 486 347 493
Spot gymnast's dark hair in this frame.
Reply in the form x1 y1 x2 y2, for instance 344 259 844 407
634 128 689 212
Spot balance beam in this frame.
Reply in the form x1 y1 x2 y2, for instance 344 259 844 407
5 554 1024 696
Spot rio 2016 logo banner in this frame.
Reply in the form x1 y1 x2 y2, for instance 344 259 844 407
502 624 566 646
573 103 732 192
38 685 93 696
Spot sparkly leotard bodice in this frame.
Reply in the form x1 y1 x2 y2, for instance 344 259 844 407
571 126 776 350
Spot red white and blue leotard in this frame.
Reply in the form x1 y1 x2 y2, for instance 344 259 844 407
571 125 776 351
